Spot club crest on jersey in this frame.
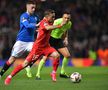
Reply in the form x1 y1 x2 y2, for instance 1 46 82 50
44 22 48 26
35 17 37 21
22 17 27 22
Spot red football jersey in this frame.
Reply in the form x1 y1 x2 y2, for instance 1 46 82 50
26 18 56 61
34 18 52 48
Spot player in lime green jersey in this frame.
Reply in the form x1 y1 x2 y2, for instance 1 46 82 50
36 12 72 79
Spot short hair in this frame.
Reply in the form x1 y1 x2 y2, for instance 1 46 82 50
44 9 55 17
26 0 36 5
63 11 71 15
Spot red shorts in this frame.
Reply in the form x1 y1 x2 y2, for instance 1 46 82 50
26 45 57 62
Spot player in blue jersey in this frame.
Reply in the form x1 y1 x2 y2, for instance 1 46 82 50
0 0 39 78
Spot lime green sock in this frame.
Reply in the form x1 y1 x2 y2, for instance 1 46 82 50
36 59 45 77
25 66 32 77
25 66 31 73
61 57 68 74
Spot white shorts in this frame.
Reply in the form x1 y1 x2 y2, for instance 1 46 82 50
11 41 34 57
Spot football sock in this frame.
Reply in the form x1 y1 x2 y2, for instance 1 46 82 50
0 61 11 76
25 66 32 77
36 59 45 77
53 58 59 72
11 64 23 77
25 60 36 77
61 57 68 74
25 66 31 73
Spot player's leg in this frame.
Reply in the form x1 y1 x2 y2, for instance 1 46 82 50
49 37 70 78
25 66 32 77
25 42 34 78
35 46 60 81
50 51 60 82
5 59 30 85
58 47 70 78
36 56 47 80
0 41 21 78
0 40 30 78
4 51 38 85
25 60 37 78
0 56 16 78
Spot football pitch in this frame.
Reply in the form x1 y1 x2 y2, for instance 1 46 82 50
0 66 108 90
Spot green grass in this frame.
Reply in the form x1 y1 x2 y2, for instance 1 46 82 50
0 66 108 90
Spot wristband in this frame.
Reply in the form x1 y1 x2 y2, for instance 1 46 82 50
57 25 62 28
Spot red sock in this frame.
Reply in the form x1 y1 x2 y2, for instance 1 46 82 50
11 64 23 77
6 61 11 66
53 58 59 72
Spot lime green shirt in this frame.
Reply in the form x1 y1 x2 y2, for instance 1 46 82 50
51 18 72 39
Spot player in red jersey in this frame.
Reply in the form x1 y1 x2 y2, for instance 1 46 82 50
4 9 66 85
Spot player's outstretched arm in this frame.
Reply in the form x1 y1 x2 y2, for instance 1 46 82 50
45 25 62 30
45 20 66 30
21 15 37 29
22 20 37 29
36 22 40 27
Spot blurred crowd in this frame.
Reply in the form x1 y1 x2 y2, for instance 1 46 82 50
0 0 108 61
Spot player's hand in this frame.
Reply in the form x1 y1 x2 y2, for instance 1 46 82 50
35 29 39 32
63 37 68 46
36 22 40 27
60 20 67 26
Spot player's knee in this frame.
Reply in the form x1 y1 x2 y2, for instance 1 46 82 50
64 54 70 58
51 52 60 58
55 53 60 58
